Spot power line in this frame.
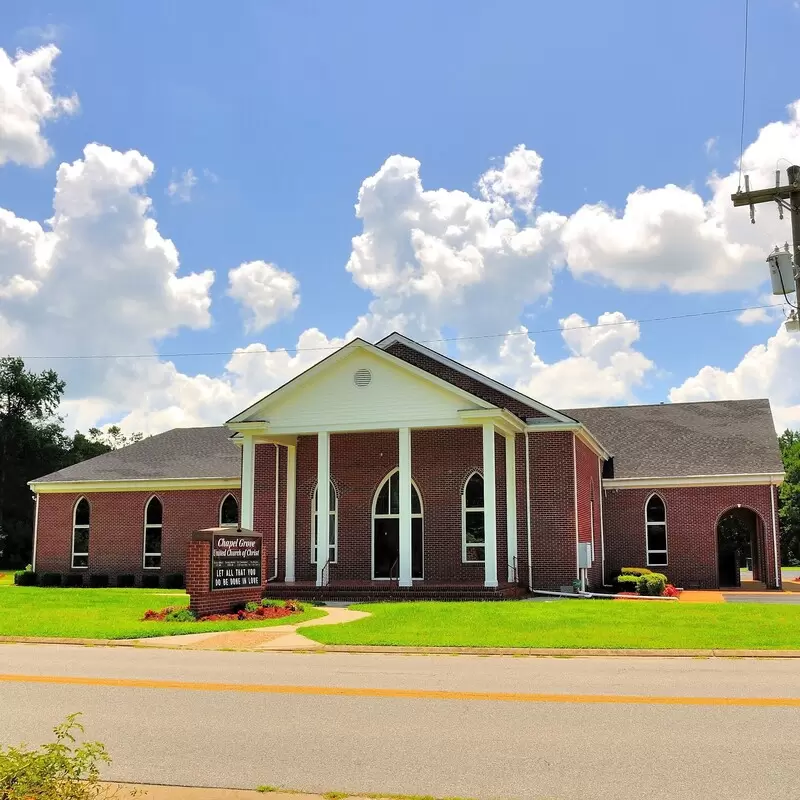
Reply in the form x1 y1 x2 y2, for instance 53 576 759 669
737 0 750 191
10 302 789 361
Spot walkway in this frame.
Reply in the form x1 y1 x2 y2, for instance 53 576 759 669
131 606 369 651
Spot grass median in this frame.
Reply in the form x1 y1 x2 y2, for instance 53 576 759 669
300 599 800 650
0 585 325 639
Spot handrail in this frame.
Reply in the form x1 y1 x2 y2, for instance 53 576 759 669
321 557 332 587
509 556 518 585
389 556 399 586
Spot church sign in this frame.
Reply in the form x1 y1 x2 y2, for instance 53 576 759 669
211 533 262 591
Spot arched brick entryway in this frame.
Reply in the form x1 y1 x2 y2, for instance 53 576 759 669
716 507 767 588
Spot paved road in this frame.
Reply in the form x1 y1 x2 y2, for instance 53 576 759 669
1 644 799 799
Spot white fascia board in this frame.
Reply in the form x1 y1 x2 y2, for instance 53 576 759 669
524 420 611 460
227 337 495 426
459 408 526 435
604 473 785 489
377 332 576 424
30 477 241 494
266 416 473 435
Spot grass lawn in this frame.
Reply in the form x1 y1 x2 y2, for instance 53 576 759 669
0 586 326 639
301 600 800 650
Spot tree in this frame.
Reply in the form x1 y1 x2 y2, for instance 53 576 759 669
0 357 142 567
779 429 800 565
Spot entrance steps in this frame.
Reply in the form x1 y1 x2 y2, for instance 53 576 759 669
263 581 525 602
725 580 768 591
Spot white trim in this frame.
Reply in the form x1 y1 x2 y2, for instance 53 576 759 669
376 332 574 424
459 408 526 435
573 434 579 579
30 477 241 494
272 445 280 581
371 469 424 581
505 434 517 583
143 495 163 570
398 427 413 587
482 422 498 588
285 444 296 583
771 483 781 589
598 458 607 586
645 493 668 568
219 493 239 528
240 434 255 530
589 481 595 562
71 496 90 570
462 471 486 564
310 480 338 566
261 417 482 436
31 493 39 572
226 337 495 426
525 420 611 461
525 431 533 591
316 432 330 587
604 473 785 489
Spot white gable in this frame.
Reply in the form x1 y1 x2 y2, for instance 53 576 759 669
238 345 490 433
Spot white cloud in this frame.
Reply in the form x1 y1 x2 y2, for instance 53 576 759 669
736 296 788 325
561 100 800 293
0 45 77 167
469 312 654 409
227 260 300 332
167 168 198 203
669 323 800 431
705 136 718 155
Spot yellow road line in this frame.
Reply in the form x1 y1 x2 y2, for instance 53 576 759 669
0 673 799 707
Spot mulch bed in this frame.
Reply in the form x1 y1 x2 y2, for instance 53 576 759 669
142 606 299 622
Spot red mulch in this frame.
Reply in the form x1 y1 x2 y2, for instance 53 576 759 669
142 605 298 622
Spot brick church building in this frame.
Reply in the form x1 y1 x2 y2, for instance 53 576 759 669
30 333 785 595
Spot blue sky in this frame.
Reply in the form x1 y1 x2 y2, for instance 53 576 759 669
2 0 800 432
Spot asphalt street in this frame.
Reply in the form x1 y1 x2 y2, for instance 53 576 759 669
1 644 799 799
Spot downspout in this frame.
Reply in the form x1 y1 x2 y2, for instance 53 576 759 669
525 430 533 591
31 492 39 572
771 483 781 589
598 459 609 587
268 445 280 582
572 434 581 585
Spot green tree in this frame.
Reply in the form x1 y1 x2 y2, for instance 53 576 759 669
779 429 800 565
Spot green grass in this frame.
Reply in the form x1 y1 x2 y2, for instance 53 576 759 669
301 600 800 650
0 586 326 639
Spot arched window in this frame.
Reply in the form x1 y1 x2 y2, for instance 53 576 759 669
72 498 90 569
462 472 485 563
144 496 163 570
645 494 668 566
220 494 239 527
312 481 338 564
372 470 423 579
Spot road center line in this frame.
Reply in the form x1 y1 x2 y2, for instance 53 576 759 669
1 673 799 707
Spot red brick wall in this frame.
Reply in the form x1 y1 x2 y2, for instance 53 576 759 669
253 443 285 582
527 430 578 590
285 428 509 585
35 488 241 583
602 484 780 589
384 342 547 420
575 436 603 589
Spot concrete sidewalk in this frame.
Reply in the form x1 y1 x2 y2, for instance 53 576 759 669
113 785 428 800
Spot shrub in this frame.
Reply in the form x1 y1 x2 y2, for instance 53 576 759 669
620 567 652 577
615 575 640 592
245 601 260 612
283 599 304 612
39 572 62 587
63 574 84 588
164 573 185 589
117 574 135 588
13 569 37 586
89 574 109 588
261 598 281 608
638 572 668 596
142 575 160 589
164 608 196 623
0 712 136 800
663 583 680 598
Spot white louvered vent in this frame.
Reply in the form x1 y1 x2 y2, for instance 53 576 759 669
353 368 372 387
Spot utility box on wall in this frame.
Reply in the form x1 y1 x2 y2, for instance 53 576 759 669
578 542 593 569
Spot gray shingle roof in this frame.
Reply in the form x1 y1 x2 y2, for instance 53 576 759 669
564 399 783 479
32 427 240 483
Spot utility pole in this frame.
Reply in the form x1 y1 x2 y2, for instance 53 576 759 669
731 165 800 303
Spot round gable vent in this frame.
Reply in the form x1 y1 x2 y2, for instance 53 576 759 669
353 368 372 387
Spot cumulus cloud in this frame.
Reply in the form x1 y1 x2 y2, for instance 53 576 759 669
669 323 800 431
227 260 301 332
561 100 800 293
166 168 198 203
469 312 654 409
0 45 77 167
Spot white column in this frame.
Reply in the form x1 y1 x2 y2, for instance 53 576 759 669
285 444 297 583
240 434 255 530
398 427 413 587
504 433 517 584
482 422 498 588
316 431 330 587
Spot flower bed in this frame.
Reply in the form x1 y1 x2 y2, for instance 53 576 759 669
142 598 305 623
